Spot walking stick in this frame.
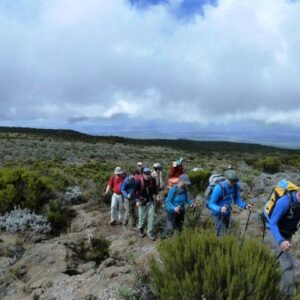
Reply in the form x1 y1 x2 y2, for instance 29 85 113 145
217 214 224 237
276 251 283 260
240 209 252 248
276 243 291 260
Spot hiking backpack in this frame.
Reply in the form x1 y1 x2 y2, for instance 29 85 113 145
204 174 237 208
263 180 300 221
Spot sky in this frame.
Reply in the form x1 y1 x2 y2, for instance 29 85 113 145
1 0 300 147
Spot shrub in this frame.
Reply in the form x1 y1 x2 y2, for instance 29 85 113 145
285 154 300 171
0 167 53 214
116 287 138 300
188 169 211 194
0 207 51 234
45 200 67 234
256 156 281 174
150 229 281 300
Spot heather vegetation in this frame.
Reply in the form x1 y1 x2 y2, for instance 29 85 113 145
1 127 300 299
150 229 281 300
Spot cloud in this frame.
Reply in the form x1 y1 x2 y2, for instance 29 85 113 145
0 0 300 137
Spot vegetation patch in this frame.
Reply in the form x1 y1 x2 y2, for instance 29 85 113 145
246 156 281 174
0 167 53 214
188 169 211 195
150 229 281 300
82 236 110 266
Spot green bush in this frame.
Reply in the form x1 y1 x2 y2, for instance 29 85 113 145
188 169 211 193
0 167 53 214
150 229 281 300
256 156 281 174
285 154 300 171
245 156 281 174
45 200 67 234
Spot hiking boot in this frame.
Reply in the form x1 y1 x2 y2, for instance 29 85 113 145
110 220 116 226
148 235 156 241
139 228 146 238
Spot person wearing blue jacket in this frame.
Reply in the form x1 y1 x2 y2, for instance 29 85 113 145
264 188 300 297
208 170 252 236
166 174 196 236
121 170 138 227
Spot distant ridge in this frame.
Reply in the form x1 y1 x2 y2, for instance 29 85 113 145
0 126 298 154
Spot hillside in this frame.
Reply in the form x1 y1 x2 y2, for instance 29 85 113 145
0 127 300 299
0 126 296 154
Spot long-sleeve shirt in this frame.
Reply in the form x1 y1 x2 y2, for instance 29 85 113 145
166 185 192 213
267 192 298 245
121 176 136 199
208 180 246 216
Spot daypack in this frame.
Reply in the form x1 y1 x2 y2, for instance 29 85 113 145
263 180 300 221
165 177 179 192
137 176 156 200
204 174 237 208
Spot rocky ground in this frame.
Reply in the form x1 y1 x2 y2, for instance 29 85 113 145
0 201 159 300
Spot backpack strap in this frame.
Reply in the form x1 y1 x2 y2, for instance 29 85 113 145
111 176 115 189
233 183 237 200
217 182 226 200
170 185 179 203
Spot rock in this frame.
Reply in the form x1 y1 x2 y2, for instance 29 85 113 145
99 265 131 279
109 238 128 261
0 257 13 278
98 258 116 271
84 295 99 300
30 287 44 298
30 278 46 289
78 261 97 274
10 242 69 289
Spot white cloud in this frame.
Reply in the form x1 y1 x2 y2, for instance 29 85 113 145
0 0 300 132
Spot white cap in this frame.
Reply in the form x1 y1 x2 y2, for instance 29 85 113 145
114 166 123 175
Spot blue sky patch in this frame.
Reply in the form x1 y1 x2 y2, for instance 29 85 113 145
129 0 217 18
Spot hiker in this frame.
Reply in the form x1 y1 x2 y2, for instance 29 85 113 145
169 158 185 178
164 158 185 200
121 170 138 228
104 166 125 225
263 181 300 297
137 162 144 174
151 163 164 191
134 167 158 241
166 174 196 236
208 170 252 236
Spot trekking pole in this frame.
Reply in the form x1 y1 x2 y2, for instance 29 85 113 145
240 209 252 248
192 203 196 217
217 214 224 237
276 251 283 260
276 243 291 260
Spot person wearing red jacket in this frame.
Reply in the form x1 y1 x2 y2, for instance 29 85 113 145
104 166 125 225
169 158 185 178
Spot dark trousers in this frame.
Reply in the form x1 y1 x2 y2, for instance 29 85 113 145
166 210 185 236
212 214 230 236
